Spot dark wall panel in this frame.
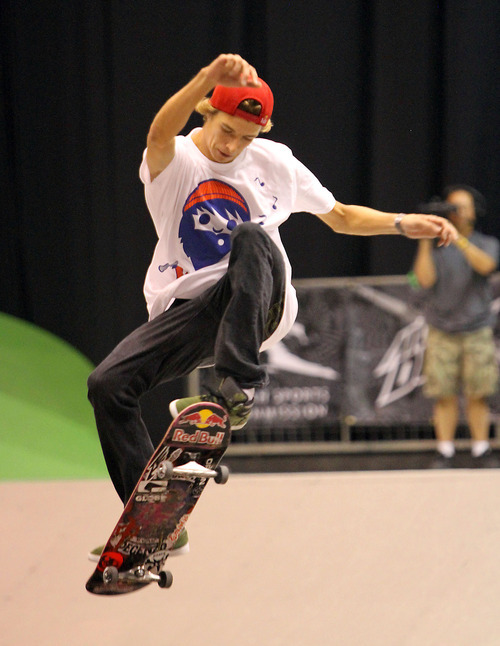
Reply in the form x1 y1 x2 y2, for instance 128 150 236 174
1 0 499 368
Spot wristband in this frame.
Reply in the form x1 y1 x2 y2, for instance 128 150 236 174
456 236 470 251
394 213 406 235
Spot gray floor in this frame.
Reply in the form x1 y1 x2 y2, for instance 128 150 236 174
4 470 500 646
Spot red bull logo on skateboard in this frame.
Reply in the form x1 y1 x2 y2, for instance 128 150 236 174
183 407 227 428
173 406 228 446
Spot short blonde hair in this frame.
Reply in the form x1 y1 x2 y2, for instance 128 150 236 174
195 97 273 133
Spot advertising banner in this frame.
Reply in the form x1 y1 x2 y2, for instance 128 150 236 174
200 275 500 434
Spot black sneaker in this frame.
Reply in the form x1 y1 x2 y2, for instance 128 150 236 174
472 448 500 469
429 452 454 469
169 377 254 430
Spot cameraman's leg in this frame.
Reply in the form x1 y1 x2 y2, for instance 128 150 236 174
463 327 499 456
423 326 461 457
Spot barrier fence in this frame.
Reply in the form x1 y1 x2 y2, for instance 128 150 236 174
197 274 500 453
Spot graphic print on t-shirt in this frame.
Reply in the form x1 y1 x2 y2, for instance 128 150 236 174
179 179 251 270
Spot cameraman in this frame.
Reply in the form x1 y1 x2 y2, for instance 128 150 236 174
413 185 499 467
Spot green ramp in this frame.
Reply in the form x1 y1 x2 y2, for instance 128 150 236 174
0 312 107 480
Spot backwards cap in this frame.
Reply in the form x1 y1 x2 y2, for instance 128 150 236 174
209 79 274 127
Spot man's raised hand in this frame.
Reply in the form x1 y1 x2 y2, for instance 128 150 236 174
204 54 260 89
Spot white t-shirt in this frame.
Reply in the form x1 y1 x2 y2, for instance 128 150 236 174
139 128 335 351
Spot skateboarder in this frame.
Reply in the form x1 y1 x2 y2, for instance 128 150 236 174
87 53 457 556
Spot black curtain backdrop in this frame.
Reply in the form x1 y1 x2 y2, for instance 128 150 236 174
2 0 499 368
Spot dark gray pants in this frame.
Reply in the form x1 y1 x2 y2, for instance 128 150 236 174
87 223 286 502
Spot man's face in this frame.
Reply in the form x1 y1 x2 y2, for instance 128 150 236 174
197 111 261 163
446 189 476 234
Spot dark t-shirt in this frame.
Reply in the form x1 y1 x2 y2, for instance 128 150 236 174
421 231 499 332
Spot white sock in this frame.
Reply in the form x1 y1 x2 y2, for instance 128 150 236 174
437 441 455 458
471 441 490 458
242 387 255 402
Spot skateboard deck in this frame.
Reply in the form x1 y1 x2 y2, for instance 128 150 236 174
86 402 231 595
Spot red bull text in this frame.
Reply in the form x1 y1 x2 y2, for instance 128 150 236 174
172 429 225 446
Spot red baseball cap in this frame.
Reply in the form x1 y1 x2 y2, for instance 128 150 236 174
209 78 274 127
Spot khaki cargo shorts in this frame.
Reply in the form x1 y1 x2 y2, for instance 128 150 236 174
423 325 499 398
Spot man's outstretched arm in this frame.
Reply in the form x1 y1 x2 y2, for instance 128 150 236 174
315 201 458 247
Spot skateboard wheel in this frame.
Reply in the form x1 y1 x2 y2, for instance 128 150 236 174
158 570 173 589
157 460 174 480
103 566 119 585
214 465 229 484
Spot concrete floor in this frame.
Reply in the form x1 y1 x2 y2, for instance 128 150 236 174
3 470 500 646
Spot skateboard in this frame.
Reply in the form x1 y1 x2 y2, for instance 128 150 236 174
85 402 231 595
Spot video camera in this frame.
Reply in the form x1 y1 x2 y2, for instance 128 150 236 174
418 198 458 217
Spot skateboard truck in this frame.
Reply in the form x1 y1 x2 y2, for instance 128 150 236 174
103 565 174 589
158 460 230 484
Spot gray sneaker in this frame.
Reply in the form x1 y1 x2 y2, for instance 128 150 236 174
88 527 189 562
169 376 254 430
